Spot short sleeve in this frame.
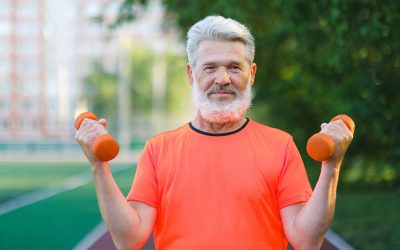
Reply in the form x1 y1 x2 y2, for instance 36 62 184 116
126 141 158 208
277 137 312 209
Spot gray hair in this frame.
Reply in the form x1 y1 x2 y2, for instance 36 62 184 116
186 15 255 67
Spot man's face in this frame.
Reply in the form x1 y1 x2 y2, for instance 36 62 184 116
187 40 257 123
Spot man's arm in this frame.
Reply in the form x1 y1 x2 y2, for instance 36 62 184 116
280 120 353 250
76 118 156 249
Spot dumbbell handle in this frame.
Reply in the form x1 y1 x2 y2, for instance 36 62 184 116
75 112 120 162
306 114 355 161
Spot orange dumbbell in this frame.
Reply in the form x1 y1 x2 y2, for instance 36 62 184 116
75 112 120 162
306 114 355 161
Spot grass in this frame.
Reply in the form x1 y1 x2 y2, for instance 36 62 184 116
0 163 84 203
305 162 400 249
305 161 400 249
0 162 136 250
332 191 400 250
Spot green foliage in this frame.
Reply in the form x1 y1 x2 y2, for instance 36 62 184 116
165 53 192 116
84 42 190 134
92 0 150 29
83 62 119 129
128 44 190 118
129 44 155 117
266 1 400 190
107 0 400 189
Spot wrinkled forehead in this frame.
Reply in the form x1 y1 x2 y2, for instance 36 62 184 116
194 40 249 66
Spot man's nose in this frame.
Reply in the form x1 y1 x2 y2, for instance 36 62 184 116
214 68 231 86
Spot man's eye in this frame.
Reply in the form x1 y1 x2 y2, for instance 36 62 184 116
204 66 215 72
229 66 240 71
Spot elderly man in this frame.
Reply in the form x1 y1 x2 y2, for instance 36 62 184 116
76 16 353 250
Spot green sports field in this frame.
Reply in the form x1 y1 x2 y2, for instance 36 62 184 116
0 162 136 250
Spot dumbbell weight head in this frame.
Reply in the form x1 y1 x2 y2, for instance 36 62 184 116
306 133 334 161
306 114 355 162
75 112 119 162
331 114 355 134
93 134 120 162
75 112 98 129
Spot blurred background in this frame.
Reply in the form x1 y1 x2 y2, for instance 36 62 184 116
0 0 193 154
0 0 399 249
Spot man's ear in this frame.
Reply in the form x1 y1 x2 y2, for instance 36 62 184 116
250 63 257 86
186 63 194 86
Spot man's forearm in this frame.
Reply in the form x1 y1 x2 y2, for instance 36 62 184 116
294 162 341 249
91 162 142 249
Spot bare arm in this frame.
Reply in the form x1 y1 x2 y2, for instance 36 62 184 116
280 120 353 250
76 118 156 249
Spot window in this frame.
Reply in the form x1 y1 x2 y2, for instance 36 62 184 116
17 78 40 95
0 21 11 36
16 39 39 55
0 39 10 55
0 119 10 130
16 1 39 18
46 78 58 95
46 98 58 114
16 59 40 76
0 60 11 75
0 80 11 94
0 2 11 17
18 98 39 113
16 21 39 36
0 98 10 113
19 118 39 130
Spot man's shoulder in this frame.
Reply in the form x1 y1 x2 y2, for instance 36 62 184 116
148 123 190 144
249 119 292 140
247 120 297 156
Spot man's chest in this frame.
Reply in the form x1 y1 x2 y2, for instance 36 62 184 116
154 140 283 211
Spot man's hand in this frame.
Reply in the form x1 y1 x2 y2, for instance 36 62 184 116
75 118 108 166
320 119 354 166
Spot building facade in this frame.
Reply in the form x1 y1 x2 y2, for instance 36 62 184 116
0 0 115 143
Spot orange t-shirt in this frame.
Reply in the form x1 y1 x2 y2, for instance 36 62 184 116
127 119 312 249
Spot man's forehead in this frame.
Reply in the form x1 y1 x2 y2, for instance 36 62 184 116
195 40 247 64
197 39 246 51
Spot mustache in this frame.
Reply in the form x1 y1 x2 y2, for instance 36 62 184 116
206 85 239 96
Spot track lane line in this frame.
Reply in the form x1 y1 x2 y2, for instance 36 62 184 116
0 165 131 216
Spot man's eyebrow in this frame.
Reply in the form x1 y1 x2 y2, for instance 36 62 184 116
201 61 216 66
230 60 243 65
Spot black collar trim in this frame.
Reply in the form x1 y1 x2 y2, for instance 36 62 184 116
189 118 249 136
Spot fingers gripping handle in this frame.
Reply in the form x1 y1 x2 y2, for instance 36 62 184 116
306 114 355 162
332 114 355 134
75 112 99 129
75 112 120 162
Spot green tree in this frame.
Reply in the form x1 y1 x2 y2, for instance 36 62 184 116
127 43 190 119
83 42 190 142
128 43 155 118
99 0 400 189
83 61 119 133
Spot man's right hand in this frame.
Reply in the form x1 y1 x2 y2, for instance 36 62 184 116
75 118 108 166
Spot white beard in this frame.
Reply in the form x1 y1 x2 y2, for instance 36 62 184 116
192 79 253 123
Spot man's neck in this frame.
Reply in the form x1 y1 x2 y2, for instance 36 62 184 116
191 114 247 134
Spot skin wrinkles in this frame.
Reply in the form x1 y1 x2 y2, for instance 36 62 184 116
186 40 257 132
